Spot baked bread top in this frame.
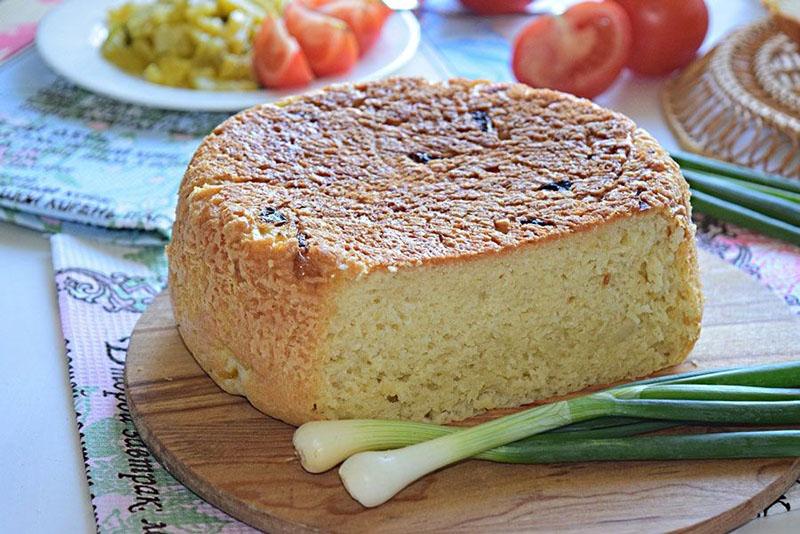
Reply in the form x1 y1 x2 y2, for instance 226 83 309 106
180 77 690 279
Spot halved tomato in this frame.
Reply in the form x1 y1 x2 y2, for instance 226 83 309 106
318 0 392 55
512 1 632 99
252 16 315 89
284 1 359 77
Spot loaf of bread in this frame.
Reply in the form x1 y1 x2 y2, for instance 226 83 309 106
168 78 702 426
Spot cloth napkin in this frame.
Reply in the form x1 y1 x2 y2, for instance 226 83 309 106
0 49 229 245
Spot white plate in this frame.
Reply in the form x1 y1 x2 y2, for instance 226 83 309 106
36 0 420 112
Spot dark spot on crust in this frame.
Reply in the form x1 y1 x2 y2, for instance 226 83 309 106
520 217 554 226
471 110 493 132
539 180 573 192
387 200 408 212
408 151 432 164
639 199 650 211
296 231 309 251
259 207 287 226
293 231 312 278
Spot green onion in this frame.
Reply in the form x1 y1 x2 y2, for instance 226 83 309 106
546 416 655 433
621 360 800 389
295 362 800 473
623 365 746 387
626 384 800 401
526 419 677 439
294 419 452 473
300 418 800 470
293 361 800 506
333 382 800 506
666 151 800 245
475 420 682 462
335 387 800 506
520 361 800 441
294 361 800 506
671 151 800 195
658 361 800 388
293 417 681 473
685 170 800 227
608 398 800 425
690 190 800 246
725 178 800 205
296 382 800 473
489 430 800 464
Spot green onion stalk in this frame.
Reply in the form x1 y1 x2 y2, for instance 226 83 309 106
294 418 682 473
338 396 606 507
690 190 800 246
722 178 800 205
295 383 800 474
491 430 800 463
670 150 800 195
684 170 800 227
667 150 800 245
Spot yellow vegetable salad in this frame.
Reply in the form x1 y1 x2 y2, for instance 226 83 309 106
101 0 277 90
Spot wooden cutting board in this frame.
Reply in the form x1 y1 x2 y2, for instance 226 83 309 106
126 250 800 533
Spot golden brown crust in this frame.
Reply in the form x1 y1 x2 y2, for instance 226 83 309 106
178 77 690 277
168 77 698 425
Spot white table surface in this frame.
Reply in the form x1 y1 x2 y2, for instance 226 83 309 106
1 1 796 532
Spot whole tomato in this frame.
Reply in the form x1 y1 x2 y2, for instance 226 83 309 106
615 0 709 76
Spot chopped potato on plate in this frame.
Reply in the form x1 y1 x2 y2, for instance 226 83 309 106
101 0 276 90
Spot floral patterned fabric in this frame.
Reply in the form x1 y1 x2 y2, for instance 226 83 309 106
52 234 256 533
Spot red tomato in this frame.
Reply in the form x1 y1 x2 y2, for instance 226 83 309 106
459 0 532 15
318 0 392 55
252 16 315 89
615 0 709 76
284 1 359 77
512 1 632 99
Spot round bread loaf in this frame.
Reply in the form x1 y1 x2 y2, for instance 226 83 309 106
168 78 702 426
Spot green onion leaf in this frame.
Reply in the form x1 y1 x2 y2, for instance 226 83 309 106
671 151 800 195
488 430 800 464
690 190 800 246
685 170 800 227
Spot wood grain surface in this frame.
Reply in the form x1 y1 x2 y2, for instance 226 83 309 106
126 250 800 533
